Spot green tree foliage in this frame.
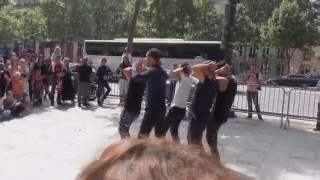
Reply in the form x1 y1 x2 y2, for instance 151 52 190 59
90 0 129 39
234 0 281 45
0 6 20 43
0 5 46 43
137 0 223 40
264 0 318 48
264 0 320 73
187 0 224 40
41 0 65 41
41 0 95 41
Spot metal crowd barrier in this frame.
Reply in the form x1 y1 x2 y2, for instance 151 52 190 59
232 83 286 127
284 88 320 128
103 75 319 129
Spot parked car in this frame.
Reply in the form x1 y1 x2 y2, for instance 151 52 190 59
267 74 318 88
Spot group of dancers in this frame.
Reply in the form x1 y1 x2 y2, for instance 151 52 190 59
118 48 237 159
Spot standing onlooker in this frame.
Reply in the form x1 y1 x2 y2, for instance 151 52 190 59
96 58 112 106
33 55 49 100
61 58 75 103
49 55 64 106
0 67 10 98
8 54 23 101
117 56 132 106
246 65 263 120
164 63 194 143
31 67 44 106
118 60 146 139
135 48 168 138
77 58 93 107
18 59 29 102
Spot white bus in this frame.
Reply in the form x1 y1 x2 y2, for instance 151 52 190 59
83 38 224 72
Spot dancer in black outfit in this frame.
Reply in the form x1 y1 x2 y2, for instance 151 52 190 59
135 48 168 138
187 61 218 148
118 60 146 139
206 63 237 160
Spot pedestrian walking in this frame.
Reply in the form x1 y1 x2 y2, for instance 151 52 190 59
77 58 92 107
118 60 146 139
117 56 132 106
206 63 237 160
135 48 168 138
246 65 263 120
164 63 194 143
187 61 218 149
96 58 112 106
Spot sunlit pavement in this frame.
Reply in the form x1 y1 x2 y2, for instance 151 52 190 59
0 99 320 180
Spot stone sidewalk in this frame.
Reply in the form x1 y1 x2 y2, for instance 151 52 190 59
0 99 320 180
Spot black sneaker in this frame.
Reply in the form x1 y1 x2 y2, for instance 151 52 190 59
83 102 90 107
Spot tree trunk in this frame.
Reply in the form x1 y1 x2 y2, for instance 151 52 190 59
127 0 142 54
286 48 297 74
222 0 238 64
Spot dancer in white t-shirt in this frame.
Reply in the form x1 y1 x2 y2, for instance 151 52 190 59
164 63 196 142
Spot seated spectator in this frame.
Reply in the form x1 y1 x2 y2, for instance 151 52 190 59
78 139 238 180
2 91 25 118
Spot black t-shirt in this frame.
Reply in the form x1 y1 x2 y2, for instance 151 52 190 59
125 77 146 114
117 63 132 79
78 65 92 83
135 65 168 112
211 78 237 124
96 65 112 82
191 77 218 119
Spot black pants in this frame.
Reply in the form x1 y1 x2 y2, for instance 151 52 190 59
119 109 139 139
138 109 166 138
206 119 223 154
247 91 262 117
97 81 111 100
316 102 320 130
187 112 210 147
165 106 186 142
187 113 223 151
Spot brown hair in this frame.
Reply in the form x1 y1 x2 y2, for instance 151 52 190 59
78 139 238 180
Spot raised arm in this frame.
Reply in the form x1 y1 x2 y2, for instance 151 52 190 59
172 68 184 81
123 67 133 80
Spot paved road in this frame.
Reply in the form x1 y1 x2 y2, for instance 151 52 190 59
0 99 320 180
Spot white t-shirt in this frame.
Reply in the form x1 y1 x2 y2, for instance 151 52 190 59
171 75 195 109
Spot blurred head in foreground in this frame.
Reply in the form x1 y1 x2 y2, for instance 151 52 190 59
78 139 238 180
